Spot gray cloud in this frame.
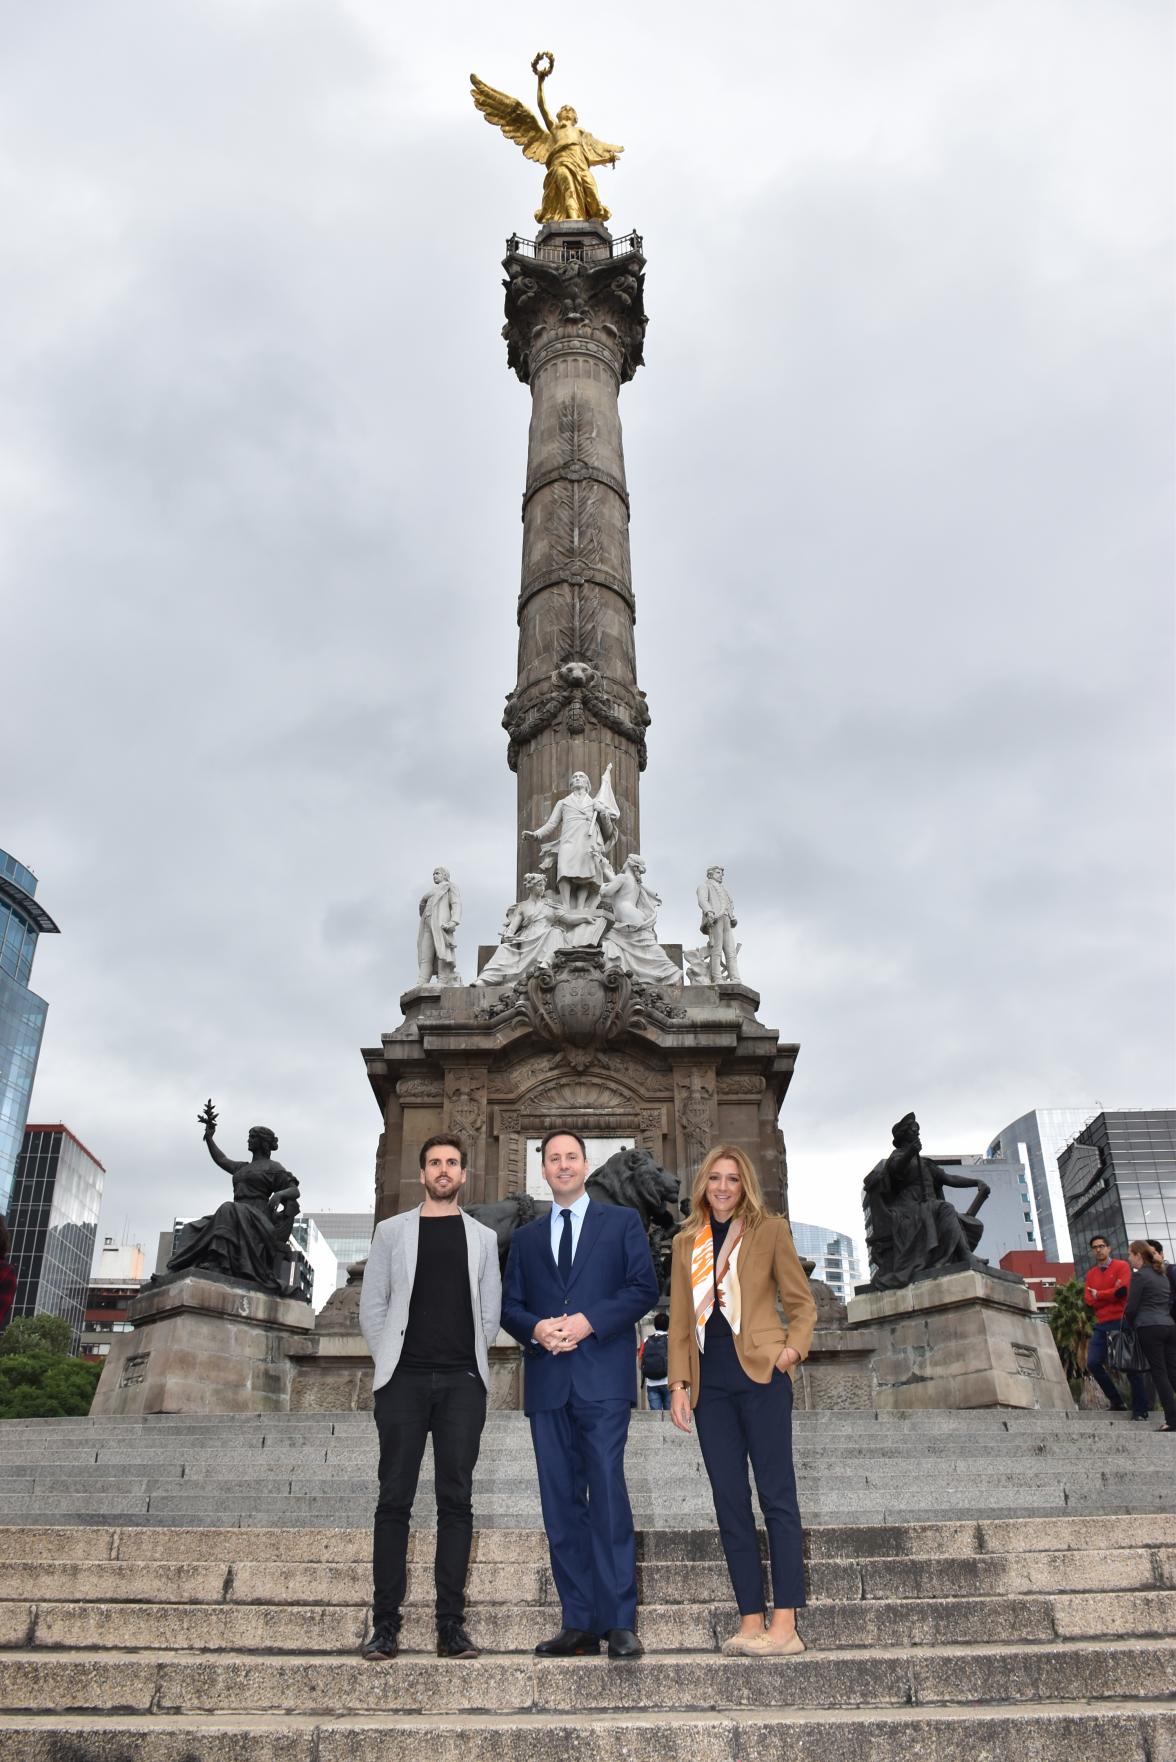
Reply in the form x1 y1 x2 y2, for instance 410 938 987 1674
4 0 1172 1264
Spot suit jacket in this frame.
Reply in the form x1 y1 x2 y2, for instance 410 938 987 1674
501 1200 659 1414
358 1206 501 1394
667 1214 817 1406
696 879 735 927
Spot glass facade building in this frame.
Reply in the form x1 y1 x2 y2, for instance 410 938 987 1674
0 851 60 1214
1059 1110 1176 1263
987 1108 1095 1263
9 1124 105 1353
789 1220 863 1305
306 1211 375 1289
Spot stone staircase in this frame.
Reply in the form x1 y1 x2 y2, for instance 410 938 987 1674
0 1409 1172 1758
1 1407 1174 1529
0 1514 1174 1757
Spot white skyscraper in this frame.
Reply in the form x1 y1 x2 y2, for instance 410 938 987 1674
987 1108 1096 1263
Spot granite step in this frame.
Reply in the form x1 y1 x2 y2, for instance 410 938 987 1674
4 1512 1173 1563
0 1637 1172 1714
0 1542 1171 1608
0 1702 1171 1761
9 1588 1176 1656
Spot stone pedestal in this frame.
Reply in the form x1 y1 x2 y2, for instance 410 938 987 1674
286 1334 373 1413
364 969 797 1221
845 1270 1073 1411
286 1329 523 1414
90 1275 314 1416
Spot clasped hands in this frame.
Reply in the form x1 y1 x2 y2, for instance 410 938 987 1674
534 1312 592 1354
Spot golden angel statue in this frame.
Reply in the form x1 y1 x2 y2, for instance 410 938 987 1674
470 52 623 225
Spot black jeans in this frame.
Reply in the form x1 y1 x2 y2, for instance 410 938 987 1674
372 1365 487 1626
1136 1327 1176 1428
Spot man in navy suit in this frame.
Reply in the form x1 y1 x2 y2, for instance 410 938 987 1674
502 1129 659 1659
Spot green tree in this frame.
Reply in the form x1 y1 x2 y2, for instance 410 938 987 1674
0 1350 101 1418
0 1314 72 1358
1048 1277 1093 1385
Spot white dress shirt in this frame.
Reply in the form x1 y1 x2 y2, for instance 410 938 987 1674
549 1188 591 1266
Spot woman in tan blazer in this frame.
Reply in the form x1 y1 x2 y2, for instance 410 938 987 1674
668 1145 817 1655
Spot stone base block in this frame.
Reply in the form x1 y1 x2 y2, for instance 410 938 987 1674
796 1325 878 1411
286 1329 524 1413
845 1271 1073 1411
286 1334 373 1413
489 1335 523 1411
90 1276 314 1416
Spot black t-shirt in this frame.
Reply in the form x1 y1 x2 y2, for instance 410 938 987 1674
399 1215 477 1372
706 1215 733 1340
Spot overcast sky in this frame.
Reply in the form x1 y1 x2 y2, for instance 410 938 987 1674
4 0 1173 1269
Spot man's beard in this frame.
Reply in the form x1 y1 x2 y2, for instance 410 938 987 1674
423 1176 462 1204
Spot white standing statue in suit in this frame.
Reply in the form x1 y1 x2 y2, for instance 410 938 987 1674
686 865 741 985
417 867 463 987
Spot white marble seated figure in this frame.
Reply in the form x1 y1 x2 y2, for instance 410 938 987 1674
474 872 601 988
600 854 682 985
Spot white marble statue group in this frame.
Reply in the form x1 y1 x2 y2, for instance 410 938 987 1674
414 769 743 993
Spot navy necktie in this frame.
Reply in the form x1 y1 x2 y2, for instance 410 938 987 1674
558 1208 573 1282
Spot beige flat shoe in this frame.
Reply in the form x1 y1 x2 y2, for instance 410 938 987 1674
720 1632 760 1655
743 1628 806 1656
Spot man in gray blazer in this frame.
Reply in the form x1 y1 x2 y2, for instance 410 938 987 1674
358 1134 501 1661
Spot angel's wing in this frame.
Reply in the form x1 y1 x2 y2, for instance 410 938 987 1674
470 74 550 164
580 132 624 168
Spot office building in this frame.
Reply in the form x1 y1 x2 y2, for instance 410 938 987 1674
291 1215 338 1313
80 1237 146 1362
0 851 60 1213
928 1150 1037 1266
9 1123 105 1352
306 1211 374 1289
998 1249 1075 1309
1059 1110 1176 1262
789 1220 863 1305
987 1108 1095 1263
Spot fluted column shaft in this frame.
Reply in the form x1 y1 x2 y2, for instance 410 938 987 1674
501 223 649 894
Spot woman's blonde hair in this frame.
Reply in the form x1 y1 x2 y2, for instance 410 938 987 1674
1129 1239 1165 1271
682 1145 773 1239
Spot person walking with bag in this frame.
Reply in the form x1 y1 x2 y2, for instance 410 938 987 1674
667 1145 817 1656
1084 1235 1150 1419
1125 1241 1176 1432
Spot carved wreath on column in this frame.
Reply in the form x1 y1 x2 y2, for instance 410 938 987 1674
503 671 650 771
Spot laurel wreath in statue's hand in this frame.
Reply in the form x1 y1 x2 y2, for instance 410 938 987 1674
532 51 554 80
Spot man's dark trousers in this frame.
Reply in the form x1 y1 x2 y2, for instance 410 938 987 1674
372 1365 486 1627
501 1200 659 1636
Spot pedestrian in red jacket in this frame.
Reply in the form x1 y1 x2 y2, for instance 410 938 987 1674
1084 1235 1149 1418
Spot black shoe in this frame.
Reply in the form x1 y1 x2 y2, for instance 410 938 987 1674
1131 1412 1151 1422
361 1621 399 1661
437 1620 480 1659
535 1626 601 1656
606 1627 643 1660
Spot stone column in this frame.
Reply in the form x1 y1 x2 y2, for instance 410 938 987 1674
501 221 650 892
